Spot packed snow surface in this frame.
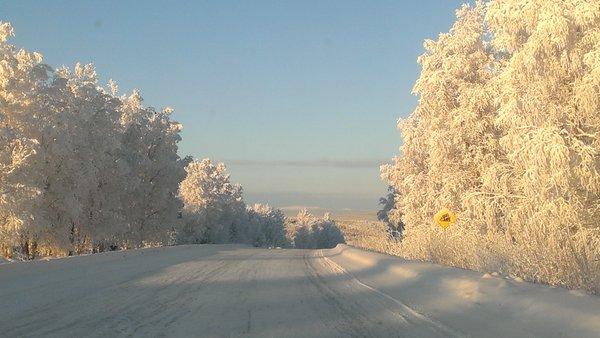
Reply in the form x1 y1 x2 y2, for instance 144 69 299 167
0 244 598 337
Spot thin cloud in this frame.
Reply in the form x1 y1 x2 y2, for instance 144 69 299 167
224 158 389 168
279 205 323 211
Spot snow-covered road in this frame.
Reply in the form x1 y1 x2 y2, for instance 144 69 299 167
1 244 599 337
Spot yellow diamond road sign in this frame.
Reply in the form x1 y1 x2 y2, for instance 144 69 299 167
434 208 457 228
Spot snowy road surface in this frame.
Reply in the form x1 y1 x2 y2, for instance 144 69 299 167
1 245 599 337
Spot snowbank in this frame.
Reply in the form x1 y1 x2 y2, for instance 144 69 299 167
322 244 600 338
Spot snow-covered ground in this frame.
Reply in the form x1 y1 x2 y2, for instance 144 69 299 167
323 245 600 337
0 244 598 337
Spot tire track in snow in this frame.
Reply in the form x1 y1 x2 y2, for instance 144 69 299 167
313 249 465 338
303 251 374 337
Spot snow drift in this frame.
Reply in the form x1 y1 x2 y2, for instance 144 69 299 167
323 244 600 338
381 0 600 293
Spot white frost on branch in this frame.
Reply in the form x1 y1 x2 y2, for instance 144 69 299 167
382 0 600 293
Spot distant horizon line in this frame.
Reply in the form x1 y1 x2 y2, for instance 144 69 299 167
222 158 391 169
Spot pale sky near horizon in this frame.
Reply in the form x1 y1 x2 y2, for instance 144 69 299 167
2 0 466 213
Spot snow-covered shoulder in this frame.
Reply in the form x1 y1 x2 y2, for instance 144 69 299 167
323 244 600 338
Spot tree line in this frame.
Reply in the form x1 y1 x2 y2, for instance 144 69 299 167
0 22 344 259
380 0 600 293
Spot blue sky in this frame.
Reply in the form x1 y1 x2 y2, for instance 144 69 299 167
1 0 465 213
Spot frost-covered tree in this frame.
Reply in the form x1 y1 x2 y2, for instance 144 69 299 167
377 186 404 238
246 203 288 247
291 210 314 249
119 90 190 248
382 1 497 266
0 22 189 258
0 130 39 258
0 22 48 258
32 64 129 255
178 159 247 244
382 0 600 293
481 0 600 290
0 21 279 255
313 213 345 249
291 210 344 249
178 161 291 246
